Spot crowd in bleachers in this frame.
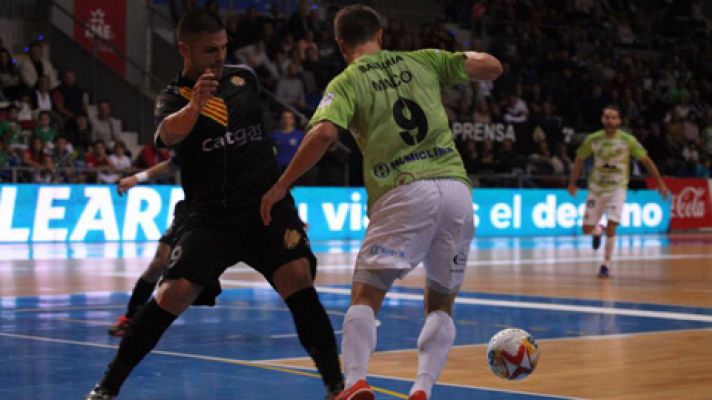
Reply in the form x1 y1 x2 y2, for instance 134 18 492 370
440 0 712 183
0 38 170 183
1 0 711 186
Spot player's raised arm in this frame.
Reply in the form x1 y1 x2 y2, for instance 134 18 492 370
463 51 503 81
260 121 339 225
156 69 219 147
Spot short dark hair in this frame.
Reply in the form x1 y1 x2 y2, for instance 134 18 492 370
334 4 383 47
177 9 225 43
603 104 622 116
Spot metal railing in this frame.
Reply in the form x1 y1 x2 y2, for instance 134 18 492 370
0 166 179 184
1 165 655 189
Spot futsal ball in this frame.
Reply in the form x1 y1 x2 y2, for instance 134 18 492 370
486 328 539 380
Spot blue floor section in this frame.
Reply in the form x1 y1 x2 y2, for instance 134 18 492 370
2 286 712 399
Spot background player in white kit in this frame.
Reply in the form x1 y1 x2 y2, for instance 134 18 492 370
568 105 669 278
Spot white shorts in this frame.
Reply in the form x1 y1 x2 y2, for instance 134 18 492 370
356 179 474 291
583 188 627 226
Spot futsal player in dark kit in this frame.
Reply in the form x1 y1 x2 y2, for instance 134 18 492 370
86 10 343 399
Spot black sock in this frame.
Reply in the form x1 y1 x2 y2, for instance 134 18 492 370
285 287 343 389
100 299 177 394
126 278 157 318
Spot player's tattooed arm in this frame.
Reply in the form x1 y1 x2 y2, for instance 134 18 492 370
464 51 503 81
157 69 219 147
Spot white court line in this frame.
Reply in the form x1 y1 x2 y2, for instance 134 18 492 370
309 286 712 323
98 252 712 276
464 253 710 267
0 331 577 400
216 279 712 324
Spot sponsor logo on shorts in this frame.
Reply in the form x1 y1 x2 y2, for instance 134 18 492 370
453 253 467 266
283 229 302 250
168 245 183 268
369 245 405 258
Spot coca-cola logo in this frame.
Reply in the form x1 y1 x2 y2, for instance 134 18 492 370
671 186 707 219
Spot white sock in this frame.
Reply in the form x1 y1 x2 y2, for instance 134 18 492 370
410 311 456 398
604 236 615 263
341 304 377 388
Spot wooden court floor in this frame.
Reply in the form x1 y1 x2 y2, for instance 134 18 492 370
1 233 711 399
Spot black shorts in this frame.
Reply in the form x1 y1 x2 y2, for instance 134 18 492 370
162 203 316 306
159 203 187 246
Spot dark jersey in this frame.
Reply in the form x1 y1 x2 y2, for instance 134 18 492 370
154 65 288 222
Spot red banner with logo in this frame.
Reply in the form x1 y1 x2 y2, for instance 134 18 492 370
73 0 126 76
647 178 712 229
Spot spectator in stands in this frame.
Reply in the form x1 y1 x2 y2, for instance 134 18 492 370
134 139 170 169
551 142 573 175
460 140 478 177
225 14 243 63
52 70 87 129
18 41 58 89
303 47 327 92
271 110 304 172
0 138 12 181
701 115 712 156
85 140 111 183
106 141 132 183
495 139 524 173
476 140 498 173
0 49 22 100
473 100 492 123
237 40 279 84
503 93 529 124
22 136 53 183
289 0 311 40
260 22 281 59
169 0 197 26
67 113 93 150
276 62 309 113
16 92 34 123
643 121 676 174
681 141 700 176
1 105 24 150
204 0 220 19
297 30 318 61
537 101 564 148
527 142 555 176
33 111 58 145
238 6 262 44
90 99 121 145
51 135 78 182
32 75 53 113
